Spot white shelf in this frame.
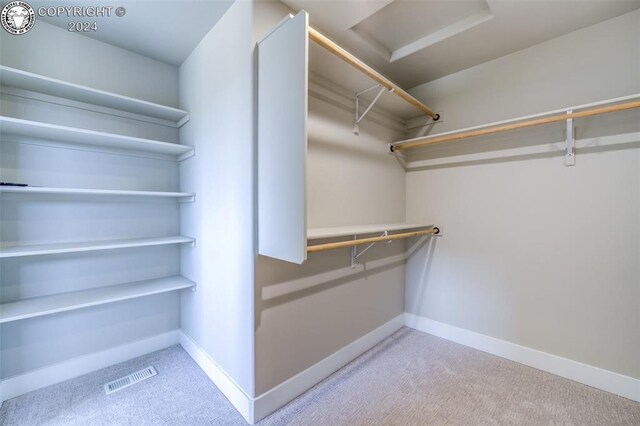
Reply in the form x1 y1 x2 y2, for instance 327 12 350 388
0 236 195 258
0 66 189 125
0 116 193 159
308 223 434 240
0 275 195 323
394 93 640 147
0 185 194 200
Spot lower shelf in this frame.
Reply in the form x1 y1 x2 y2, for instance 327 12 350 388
307 223 439 254
0 236 195 258
0 275 196 323
308 223 434 240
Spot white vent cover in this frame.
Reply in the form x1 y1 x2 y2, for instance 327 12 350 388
104 366 157 395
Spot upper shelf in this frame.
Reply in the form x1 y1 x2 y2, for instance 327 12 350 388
392 95 640 152
308 223 434 239
260 12 437 122
307 224 439 254
0 185 194 200
0 66 189 126
0 116 194 160
307 26 438 121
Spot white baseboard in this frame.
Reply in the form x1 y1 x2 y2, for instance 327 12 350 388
0 330 180 402
10 314 628 422
252 313 405 423
404 313 640 402
178 331 254 423
178 315 405 424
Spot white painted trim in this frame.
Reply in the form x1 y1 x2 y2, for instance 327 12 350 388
252 313 406 423
405 313 640 402
391 10 494 62
0 330 179 402
178 331 254 424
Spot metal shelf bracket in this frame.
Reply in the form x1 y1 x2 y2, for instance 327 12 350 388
354 85 394 135
351 231 390 268
565 109 575 166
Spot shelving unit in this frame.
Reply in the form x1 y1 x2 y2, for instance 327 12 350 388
0 185 194 201
258 11 440 264
0 116 194 160
0 65 190 127
0 275 196 324
0 66 196 332
0 236 195 258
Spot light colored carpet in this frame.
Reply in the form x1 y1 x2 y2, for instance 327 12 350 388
0 344 246 426
261 328 640 425
1 328 638 425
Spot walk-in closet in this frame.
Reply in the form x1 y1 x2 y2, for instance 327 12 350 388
0 1 638 424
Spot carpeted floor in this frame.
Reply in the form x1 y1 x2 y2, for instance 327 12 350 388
1 328 639 425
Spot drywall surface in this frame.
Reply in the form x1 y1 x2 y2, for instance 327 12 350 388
0 22 182 377
255 96 408 394
409 9 640 134
179 1 256 396
254 2 408 395
405 10 640 379
0 21 179 107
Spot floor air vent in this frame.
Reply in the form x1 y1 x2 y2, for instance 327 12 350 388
104 366 157 395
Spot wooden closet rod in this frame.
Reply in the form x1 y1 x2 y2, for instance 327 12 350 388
391 100 640 152
307 227 440 253
308 27 440 121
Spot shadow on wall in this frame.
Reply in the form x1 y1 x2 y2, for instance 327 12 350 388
307 97 401 166
254 235 437 328
406 236 438 315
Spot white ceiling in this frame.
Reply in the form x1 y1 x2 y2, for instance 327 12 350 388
283 0 640 89
31 0 234 65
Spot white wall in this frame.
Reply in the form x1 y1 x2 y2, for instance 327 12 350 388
255 94 408 394
179 1 256 396
253 2 409 396
0 21 179 107
405 9 640 379
409 9 640 134
0 21 182 378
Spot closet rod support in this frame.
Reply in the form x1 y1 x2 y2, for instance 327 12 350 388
356 84 383 97
354 85 393 135
308 26 439 120
351 231 389 268
565 110 575 166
